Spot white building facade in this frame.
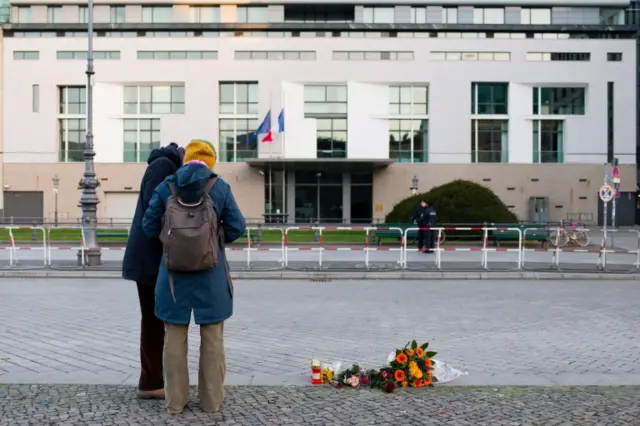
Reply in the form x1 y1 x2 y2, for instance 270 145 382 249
0 0 637 224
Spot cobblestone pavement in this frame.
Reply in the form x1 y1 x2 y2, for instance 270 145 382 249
1 278 640 386
1 384 639 425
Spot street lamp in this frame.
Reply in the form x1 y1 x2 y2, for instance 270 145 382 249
52 174 59 227
77 0 101 266
410 175 419 195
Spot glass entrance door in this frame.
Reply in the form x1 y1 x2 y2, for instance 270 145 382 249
294 171 343 223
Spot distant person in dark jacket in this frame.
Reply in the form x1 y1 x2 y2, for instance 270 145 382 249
142 139 245 415
122 142 184 400
424 202 437 252
412 200 429 252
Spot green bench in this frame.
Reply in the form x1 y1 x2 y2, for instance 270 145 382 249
96 231 129 239
373 223 410 245
492 224 549 247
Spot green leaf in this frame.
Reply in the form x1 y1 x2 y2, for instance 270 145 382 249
411 340 418 349
425 351 437 358
420 342 429 350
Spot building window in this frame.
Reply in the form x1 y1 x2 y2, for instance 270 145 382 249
235 51 316 60
526 52 590 61
237 6 268 23
58 86 86 162
110 6 125 23
533 87 585 115
332 51 413 61
362 7 394 23
607 52 623 61
123 85 185 114
533 120 563 163
410 7 426 24
123 119 161 162
442 8 458 23
284 4 354 23
137 51 217 60
389 85 428 116
471 120 508 163
219 82 259 115
47 6 62 23
17 6 30 23
190 6 220 23
142 6 173 23
57 51 120 60
389 85 428 163
471 83 508 115
473 8 505 24
13 51 39 60
32 84 39 113
79 6 88 23
219 119 258 162
219 82 259 162
304 85 348 158
521 8 551 24
389 120 428 163
430 51 510 61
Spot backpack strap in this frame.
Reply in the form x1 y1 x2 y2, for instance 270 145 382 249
203 175 218 194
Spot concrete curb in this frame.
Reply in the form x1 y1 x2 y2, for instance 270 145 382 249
1 270 639 280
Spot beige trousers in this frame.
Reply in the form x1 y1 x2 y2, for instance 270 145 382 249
163 322 226 414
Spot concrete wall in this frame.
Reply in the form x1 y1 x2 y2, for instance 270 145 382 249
1 162 265 222
374 163 637 222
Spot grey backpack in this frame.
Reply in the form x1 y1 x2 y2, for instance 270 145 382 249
160 176 220 299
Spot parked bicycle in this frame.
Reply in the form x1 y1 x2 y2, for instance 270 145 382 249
548 221 590 248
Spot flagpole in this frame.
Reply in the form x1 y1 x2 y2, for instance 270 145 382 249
268 93 273 219
280 86 286 222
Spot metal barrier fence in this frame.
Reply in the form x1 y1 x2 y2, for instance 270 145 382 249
1 225 639 273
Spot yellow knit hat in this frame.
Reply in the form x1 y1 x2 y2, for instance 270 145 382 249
183 139 216 170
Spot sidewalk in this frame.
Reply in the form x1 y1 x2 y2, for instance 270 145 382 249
1 385 638 425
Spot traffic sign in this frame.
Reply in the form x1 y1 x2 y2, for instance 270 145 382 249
612 166 620 178
613 177 621 184
599 185 614 202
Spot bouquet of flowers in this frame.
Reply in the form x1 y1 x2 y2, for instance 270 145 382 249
368 340 437 393
325 340 437 393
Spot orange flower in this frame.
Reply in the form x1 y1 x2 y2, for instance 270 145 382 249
423 378 432 386
394 370 406 382
396 353 408 364
413 379 423 388
401 381 409 388
416 348 425 358
424 359 432 368
405 348 415 357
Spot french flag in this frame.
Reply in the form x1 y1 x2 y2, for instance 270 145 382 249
255 110 273 143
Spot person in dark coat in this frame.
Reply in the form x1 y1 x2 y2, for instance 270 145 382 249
412 200 429 252
122 142 184 400
142 139 246 415
424 202 437 252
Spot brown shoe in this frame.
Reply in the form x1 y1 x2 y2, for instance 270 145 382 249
137 388 165 399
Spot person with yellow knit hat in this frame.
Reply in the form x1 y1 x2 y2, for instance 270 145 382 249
142 139 246 414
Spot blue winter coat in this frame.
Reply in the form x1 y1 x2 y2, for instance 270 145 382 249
122 143 182 286
142 163 246 325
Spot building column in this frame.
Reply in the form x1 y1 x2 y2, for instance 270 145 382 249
286 170 295 224
342 172 351 224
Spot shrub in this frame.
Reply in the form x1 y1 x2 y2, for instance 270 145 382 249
385 179 518 224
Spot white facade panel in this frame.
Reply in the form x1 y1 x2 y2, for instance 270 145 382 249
2 36 636 165
347 82 388 159
104 191 138 222
509 83 532 164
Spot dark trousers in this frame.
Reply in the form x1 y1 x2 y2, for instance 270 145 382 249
417 229 426 249
136 282 165 391
426 230 435 250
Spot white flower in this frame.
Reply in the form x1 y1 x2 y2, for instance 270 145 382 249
349 376 360 387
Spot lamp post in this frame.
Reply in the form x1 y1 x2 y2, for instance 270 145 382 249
52 174 59 228
410 175 419 195
77 0 101 266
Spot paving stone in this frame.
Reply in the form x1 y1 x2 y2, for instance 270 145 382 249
1 278 640 386
1 385 639 425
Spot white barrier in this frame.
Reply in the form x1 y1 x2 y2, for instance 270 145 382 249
597 228 640 271
5 226 48 267
404 226 523 270
229 227 285 269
